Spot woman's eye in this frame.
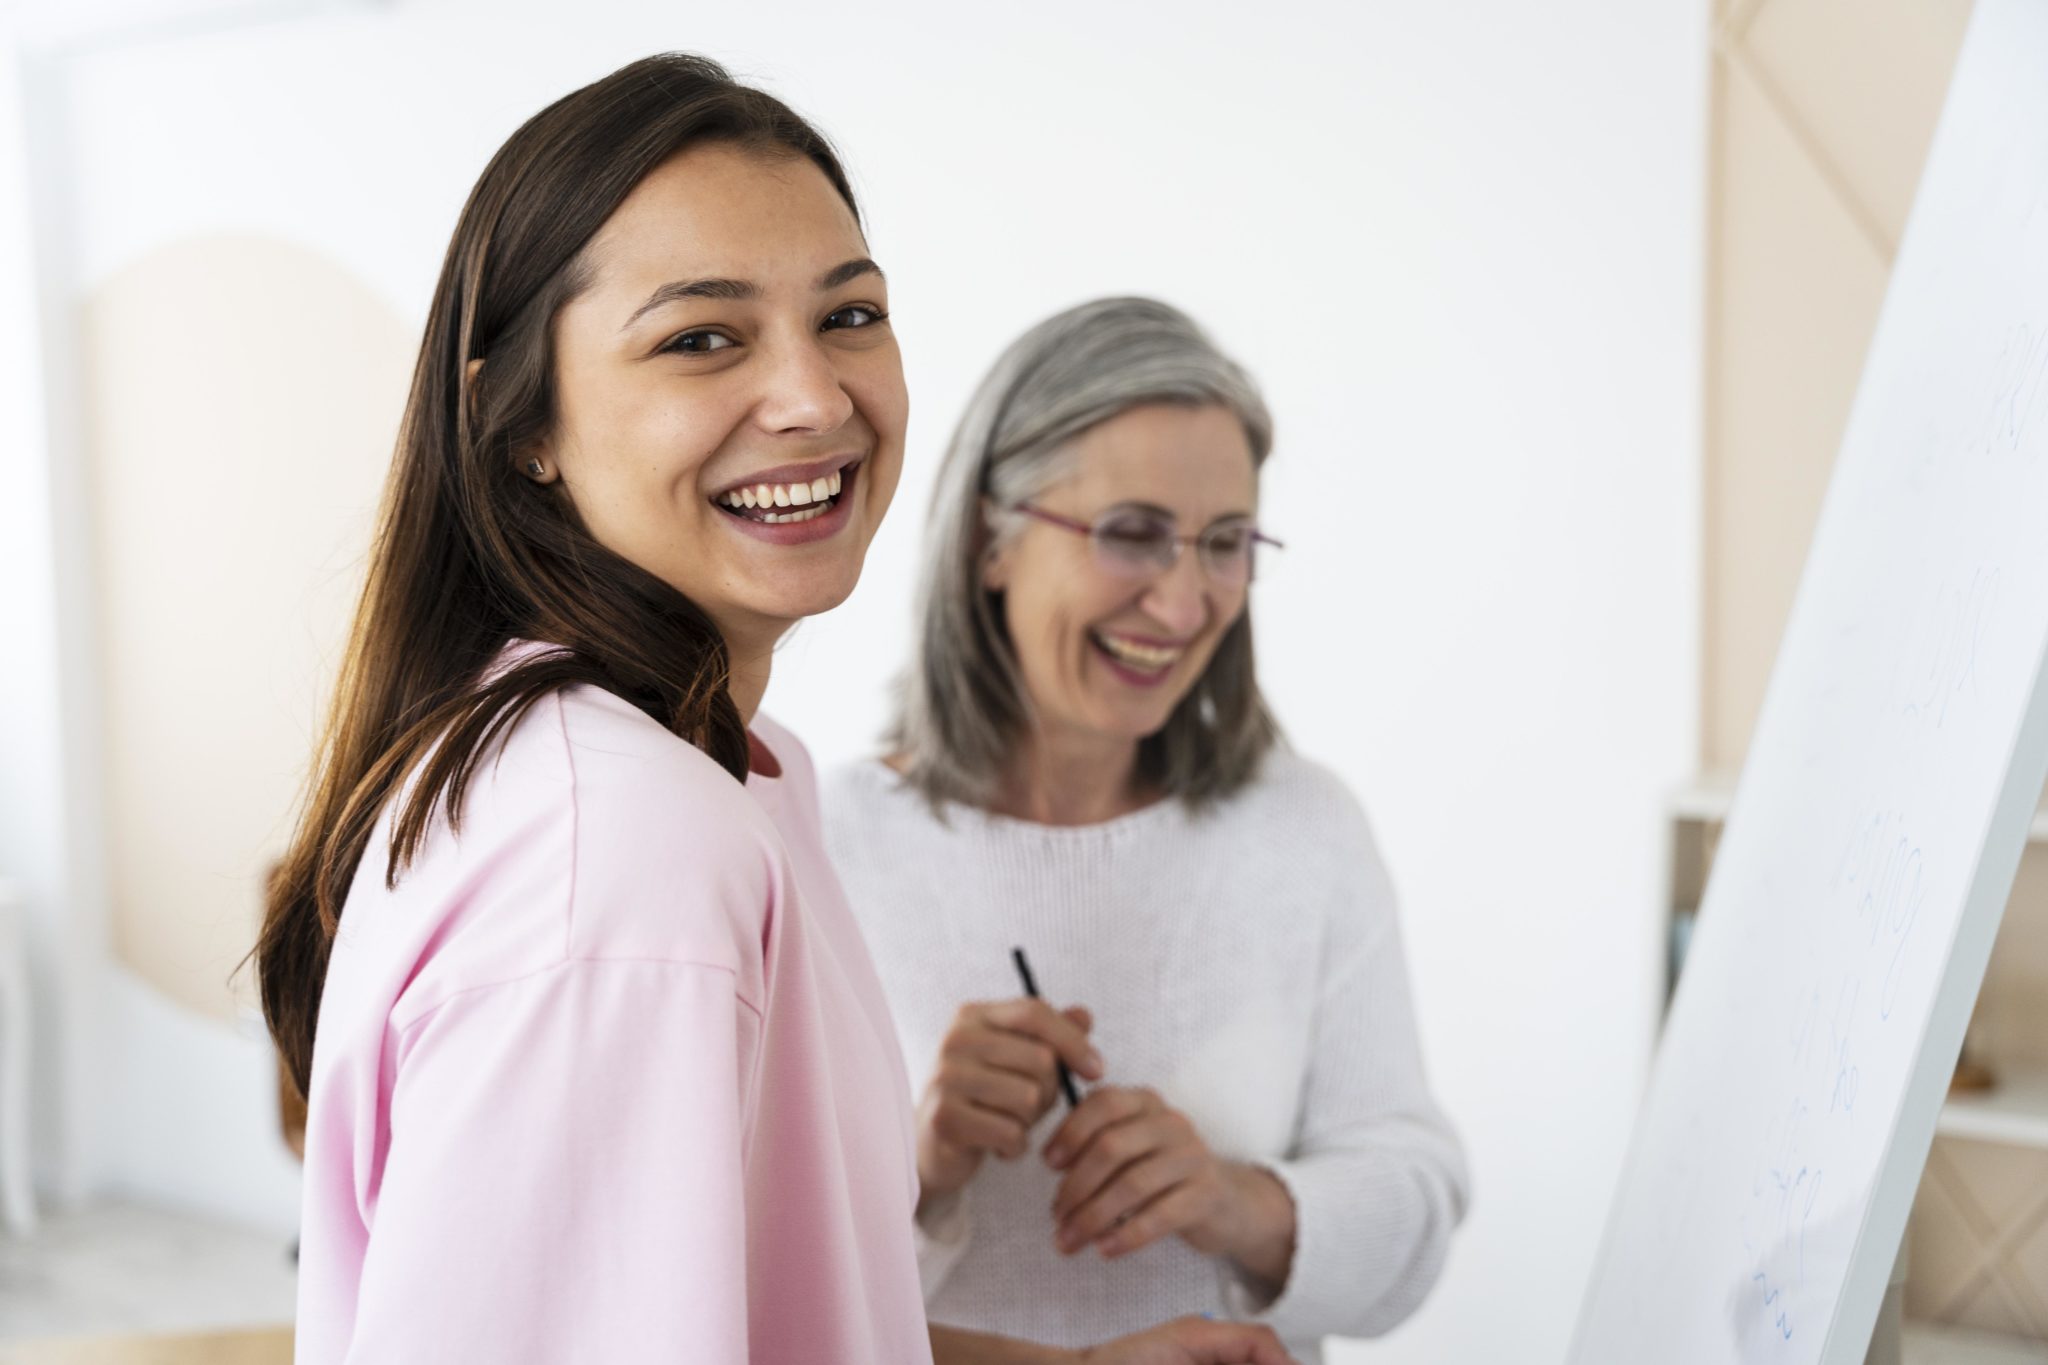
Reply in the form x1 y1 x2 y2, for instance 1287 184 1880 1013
824 304 887 330
1099 518 1169 548
661 330 734 355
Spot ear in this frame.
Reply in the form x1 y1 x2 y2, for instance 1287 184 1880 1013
470 358 560 485
516 448 559 484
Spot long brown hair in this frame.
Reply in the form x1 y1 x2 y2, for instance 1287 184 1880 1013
256 54 861 1097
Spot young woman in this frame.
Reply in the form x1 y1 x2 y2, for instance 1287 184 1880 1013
258 57 1291 1365
824 298 1468 1362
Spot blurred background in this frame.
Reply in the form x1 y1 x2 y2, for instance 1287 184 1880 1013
0 0 2018 1362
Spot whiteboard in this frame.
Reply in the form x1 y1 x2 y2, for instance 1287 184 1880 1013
1569 3 2048 1362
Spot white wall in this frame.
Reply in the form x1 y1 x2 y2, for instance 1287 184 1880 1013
1 36 115 1210
26 1 1704 1359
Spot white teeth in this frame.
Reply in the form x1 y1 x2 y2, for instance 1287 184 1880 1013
717 470 852 516
1093 632 1182 670
761 504 829 525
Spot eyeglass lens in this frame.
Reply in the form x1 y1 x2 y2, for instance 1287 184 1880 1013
1089 511 1256 584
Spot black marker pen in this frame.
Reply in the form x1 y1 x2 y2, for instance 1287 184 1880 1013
1011 946 1083 1109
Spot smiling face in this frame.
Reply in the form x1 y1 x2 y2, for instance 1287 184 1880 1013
987 402 1260 761
535 141 906 659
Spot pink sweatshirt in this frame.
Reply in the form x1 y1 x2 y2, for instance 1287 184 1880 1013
294 682 933 1364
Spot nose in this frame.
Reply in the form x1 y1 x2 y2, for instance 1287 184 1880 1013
1137 552 1211 639
754 332 855 436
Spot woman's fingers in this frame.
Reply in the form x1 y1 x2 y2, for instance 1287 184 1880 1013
1082 1318 1296 1365
1092 1181 1209 1259
1045 1084 1158 1173
1049 1096 1174 1222
1180 1319 1293 1365
922 997 1103 1174
929 1094 1030 1161
937 1049 1049 1127
1055 1144 1201 1253
975 996 1104 1081
936 999 1100 1126
957 1028 1065 1113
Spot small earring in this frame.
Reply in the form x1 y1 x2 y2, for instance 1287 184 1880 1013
526 458 546 479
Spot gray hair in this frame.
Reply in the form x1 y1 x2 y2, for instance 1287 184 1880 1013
888 296 1281 811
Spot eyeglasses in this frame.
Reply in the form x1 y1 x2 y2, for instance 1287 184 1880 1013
1009 503 1284 586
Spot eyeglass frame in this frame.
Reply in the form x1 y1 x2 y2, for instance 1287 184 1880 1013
1005 502 1285 584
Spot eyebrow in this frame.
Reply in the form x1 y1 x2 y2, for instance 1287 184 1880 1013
818 256 884 291
620 257 885 331
1108 500 1258 527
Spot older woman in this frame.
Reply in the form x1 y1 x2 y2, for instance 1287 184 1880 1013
823 298 1468 1362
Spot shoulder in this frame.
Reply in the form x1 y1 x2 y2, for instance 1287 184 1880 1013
1231 748 1377 844
817 757 935 849
548 683 757 822
547 686 782 971
345 683 778 1037
438 677 755 830
818 754 903 812
1217 749 1397 906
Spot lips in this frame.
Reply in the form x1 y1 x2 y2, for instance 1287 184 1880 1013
708 453 865 510
1090 629 1187 672
1087 628 1196 689
710 459 863 546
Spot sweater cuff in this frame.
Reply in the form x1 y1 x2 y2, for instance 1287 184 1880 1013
912 1185 974 1302
1224 1152 1449 1342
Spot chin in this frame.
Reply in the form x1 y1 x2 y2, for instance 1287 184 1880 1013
1086 707 1173 744
753 551 868 608
764 579 861 625
1133 712 1180 742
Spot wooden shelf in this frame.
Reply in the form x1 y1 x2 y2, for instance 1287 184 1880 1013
1669 774 1737 823
1904 1320 2048 1364
1938 1062 2048 1150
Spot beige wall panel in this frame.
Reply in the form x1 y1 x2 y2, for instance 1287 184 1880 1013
1904 1153 1985 1315
1908 1139 2048 1334
83 237 412 1020
1705 60 1888 769
2008 1225 2048 1329
1741 0 1975 251
1722 0 1769 32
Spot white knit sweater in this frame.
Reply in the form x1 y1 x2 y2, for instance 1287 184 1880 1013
820 751 1468 1363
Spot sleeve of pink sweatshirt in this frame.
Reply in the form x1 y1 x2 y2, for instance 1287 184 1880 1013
341 956 762 1364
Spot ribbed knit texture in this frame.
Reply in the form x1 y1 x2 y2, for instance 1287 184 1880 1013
821 751 1468 1362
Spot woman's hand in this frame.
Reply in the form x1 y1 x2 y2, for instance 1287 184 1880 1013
931 1316 1293 1365
1046 1086 1296 1285
918 998 1103 1209
1076 1316 1295 1365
